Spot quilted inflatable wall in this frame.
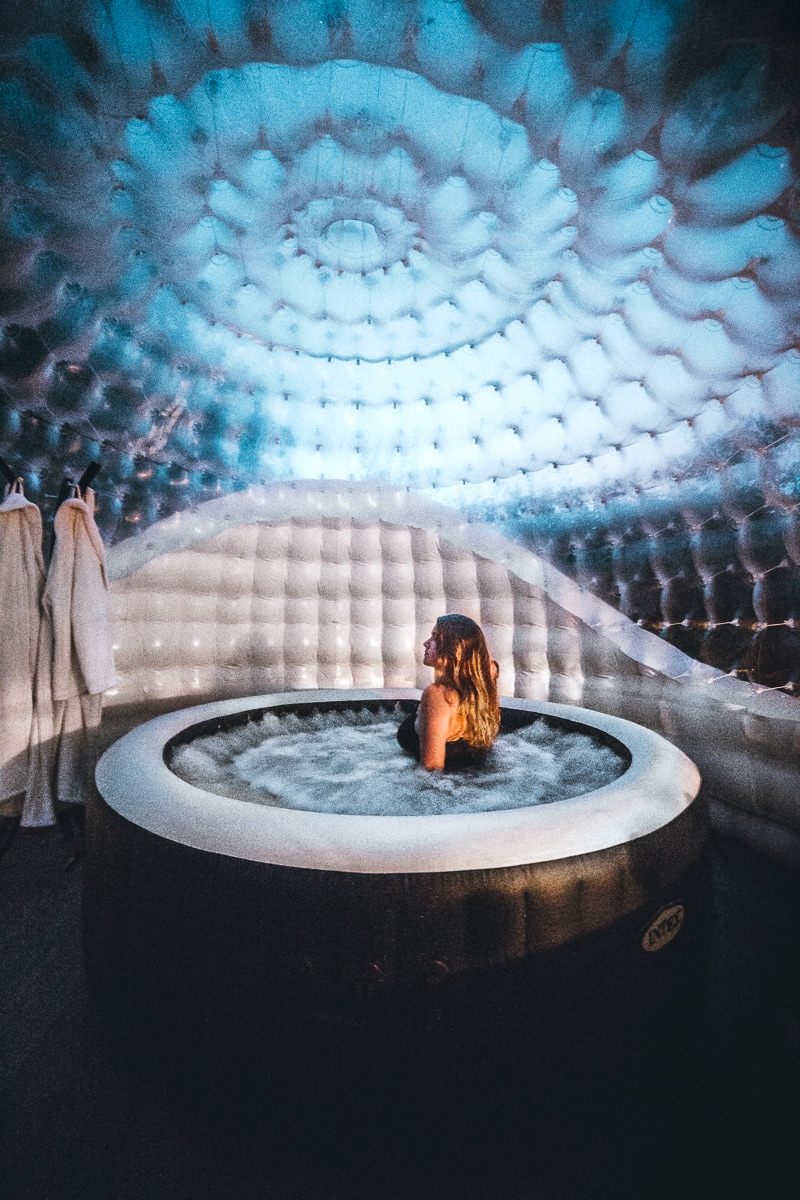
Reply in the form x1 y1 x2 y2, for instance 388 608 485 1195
106 486 644 712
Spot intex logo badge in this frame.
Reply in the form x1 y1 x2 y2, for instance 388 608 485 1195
641 903 685 952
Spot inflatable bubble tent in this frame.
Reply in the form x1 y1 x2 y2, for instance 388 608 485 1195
1 0 799 861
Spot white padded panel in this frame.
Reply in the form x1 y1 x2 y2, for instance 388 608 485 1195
510 575 550 701
110 514 652 717
547 609 585 705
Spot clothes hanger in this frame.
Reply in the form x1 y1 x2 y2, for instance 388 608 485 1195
0 455 18 490
48 460 102 559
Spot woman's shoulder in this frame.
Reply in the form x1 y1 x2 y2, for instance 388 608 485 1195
420 682 460 708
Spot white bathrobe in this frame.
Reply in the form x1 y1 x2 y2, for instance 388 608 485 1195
25 489 117 826
0 486 44 814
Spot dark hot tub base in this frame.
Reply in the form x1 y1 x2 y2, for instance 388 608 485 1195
84 691 709 1114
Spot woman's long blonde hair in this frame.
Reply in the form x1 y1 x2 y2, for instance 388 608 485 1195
431 614 500 750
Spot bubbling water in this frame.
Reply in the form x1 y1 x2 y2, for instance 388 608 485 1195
168 706 626 817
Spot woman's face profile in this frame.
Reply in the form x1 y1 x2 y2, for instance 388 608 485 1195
423 628 439 667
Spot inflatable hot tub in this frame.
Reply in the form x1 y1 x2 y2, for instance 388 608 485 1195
84 689 709 1098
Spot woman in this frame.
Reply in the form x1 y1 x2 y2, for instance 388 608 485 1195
397 614 500 771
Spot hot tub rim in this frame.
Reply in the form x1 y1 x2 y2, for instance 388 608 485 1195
95 688 701 874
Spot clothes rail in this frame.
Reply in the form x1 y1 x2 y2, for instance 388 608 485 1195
0 457 101 494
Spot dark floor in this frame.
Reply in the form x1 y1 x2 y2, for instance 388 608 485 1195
1 818 799 1200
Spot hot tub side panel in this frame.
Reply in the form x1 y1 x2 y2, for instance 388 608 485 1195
82 784 710 1088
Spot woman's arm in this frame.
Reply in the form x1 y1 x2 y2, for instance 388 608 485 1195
417 683 458 770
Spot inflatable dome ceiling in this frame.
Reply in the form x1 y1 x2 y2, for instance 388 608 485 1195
1 0 799 690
